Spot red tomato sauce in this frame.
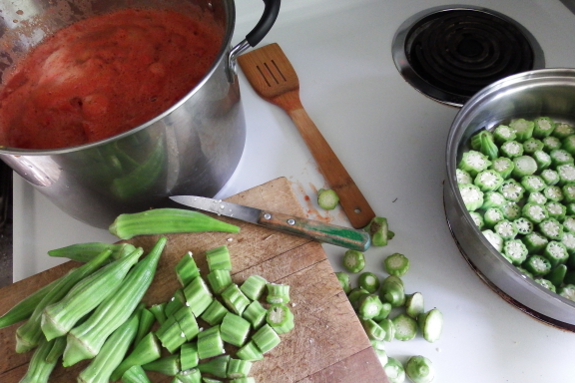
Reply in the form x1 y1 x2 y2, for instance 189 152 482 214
0 8 223 149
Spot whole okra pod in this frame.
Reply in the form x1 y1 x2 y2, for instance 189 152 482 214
15 249 113 353
18 336 65 383
109 208 240 240
47 242 137 263
111 332 162 381
77 306 141 383
0 277 60 330
63 237 167 366
41 247 144 341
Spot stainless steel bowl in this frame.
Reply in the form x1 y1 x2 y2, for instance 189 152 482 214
444 68 575 330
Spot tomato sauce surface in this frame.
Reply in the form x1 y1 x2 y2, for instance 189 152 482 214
0 8 223 149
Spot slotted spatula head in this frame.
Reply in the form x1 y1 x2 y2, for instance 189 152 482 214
237 43 300 100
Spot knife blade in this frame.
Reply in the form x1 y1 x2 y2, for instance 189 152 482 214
169 195 371 251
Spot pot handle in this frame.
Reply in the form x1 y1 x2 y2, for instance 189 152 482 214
227 0 281 82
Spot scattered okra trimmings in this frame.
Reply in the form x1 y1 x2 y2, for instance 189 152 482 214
2 240 294 383
456 118 575 301
316 188 395 249
336 252 443 383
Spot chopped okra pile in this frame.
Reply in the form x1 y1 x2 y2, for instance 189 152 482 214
457 118 575 300
337 245 443 383
0 208 295 383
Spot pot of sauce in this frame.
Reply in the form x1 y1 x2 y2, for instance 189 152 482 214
0 0 280 228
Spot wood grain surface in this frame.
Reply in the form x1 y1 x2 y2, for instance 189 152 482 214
0 177 389 383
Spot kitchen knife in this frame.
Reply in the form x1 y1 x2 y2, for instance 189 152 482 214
169 195 371 251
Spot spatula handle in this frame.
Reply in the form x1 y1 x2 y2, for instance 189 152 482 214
287 103 376 229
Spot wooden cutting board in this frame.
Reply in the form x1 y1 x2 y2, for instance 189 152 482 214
0 177 389 383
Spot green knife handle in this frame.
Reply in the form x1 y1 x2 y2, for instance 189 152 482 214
258 211 371 251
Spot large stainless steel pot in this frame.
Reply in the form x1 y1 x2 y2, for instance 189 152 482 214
0 0 280 228
445 68 575 330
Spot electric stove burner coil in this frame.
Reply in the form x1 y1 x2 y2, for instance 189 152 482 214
392 6 545 107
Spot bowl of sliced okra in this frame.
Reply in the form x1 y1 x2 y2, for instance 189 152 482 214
444 68 575 330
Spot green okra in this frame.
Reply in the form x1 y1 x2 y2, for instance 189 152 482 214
384 253 410 277
357 271 380 293
173 305 200 341
384 357 406 383
405 355 435 383
361 318 386 341
200 299 229 326
471 130 498 159
357 294 384 320
221 283 250 315
121 365 152 383
379 275 406 307
348 287 370 311
149 303 167 325
207 269 233 295
183 276 214 317
175 251 201 287
155 316 188 353
251 324 280 353
317 188 340 210
143 354 181 376
240 275 268 301
372 302 392 322
165 289 187 318
198 355 230 379
266 283 290 304
41 247 144 341
392 313 418 341
230 378 256 383
173 369 202 383
109 208 240 240
47 242 137 263
45 336 67 364
335 272 351 294
266 304 295 334
536 278 556 292
227 359 253 379
366 217 391 247
180 342 199 370
547 264 568 288
78 307 141 383
378 318 395 342
242 300 267 329
419 308 444 343
16 249 114 353
111 332 162 381
342 249 366 273
0 276 60 330
197 326 225 359
206 245 233 271
201 377 223 383
236 340 264 361
63 237 166 366
135 308 156 346
220 312 251 347
18 336 64 383
405 292 424 319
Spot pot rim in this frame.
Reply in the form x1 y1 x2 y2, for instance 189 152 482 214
0 0 237 156
445 67 575 326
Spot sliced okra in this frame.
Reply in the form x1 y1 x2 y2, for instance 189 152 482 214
533 116 556 138
490 157 514 179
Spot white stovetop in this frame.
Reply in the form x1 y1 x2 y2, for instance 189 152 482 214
12 0 575 381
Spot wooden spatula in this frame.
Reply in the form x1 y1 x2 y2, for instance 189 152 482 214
237 43 376 229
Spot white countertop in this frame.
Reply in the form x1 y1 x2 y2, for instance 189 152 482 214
12 0 575 381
